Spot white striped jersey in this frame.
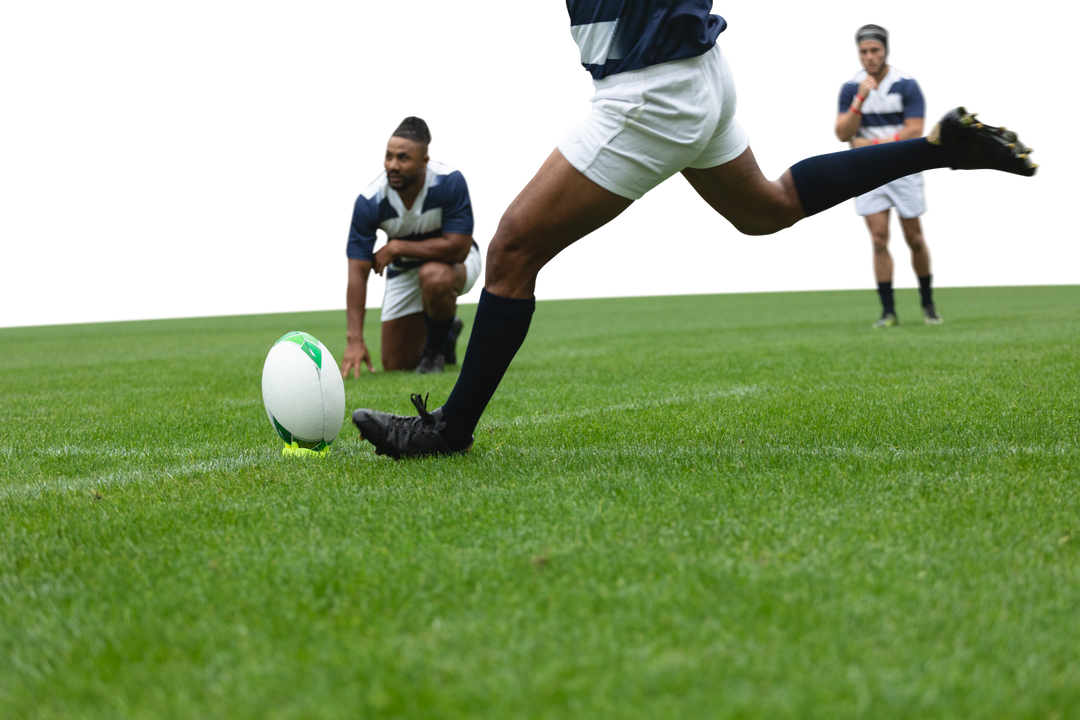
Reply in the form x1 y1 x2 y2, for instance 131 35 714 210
347 160 475 278
838 67 925 141
568 0 726 79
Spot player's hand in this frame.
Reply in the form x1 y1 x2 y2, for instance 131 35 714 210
341 340 375 378
857 76 877 99
373 242 398 276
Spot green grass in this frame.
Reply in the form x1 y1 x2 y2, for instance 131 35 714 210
1 285 1079 719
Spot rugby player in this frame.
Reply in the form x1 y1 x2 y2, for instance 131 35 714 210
836 25 941 327
340 117 481 376
351 1 1037 457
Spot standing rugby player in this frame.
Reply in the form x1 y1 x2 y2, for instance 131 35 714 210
836 24 942 327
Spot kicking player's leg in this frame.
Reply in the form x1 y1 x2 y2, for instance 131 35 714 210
680 147 804 235
483 149 634 299
899 216 941 323
437 149 633 449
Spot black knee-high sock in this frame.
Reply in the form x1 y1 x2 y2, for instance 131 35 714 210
791 140 953 217
440 289 535 450
918 274 934 307
877 281 895 316
423 312 454 355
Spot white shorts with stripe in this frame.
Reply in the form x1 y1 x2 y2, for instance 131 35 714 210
855 173 926 218
381 244 482 323
557 44 750 200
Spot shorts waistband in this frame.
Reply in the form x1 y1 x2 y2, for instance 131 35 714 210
593 43 720 90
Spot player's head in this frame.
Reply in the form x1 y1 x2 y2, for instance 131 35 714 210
385 116 431 191
855 24 888 75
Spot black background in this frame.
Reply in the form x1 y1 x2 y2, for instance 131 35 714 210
6 7 1054 323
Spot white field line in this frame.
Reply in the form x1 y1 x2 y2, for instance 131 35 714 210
0 452 266 499
0 439 383 499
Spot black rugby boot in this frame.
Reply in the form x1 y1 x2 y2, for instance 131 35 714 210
352 393 472 459
928 107 1038 176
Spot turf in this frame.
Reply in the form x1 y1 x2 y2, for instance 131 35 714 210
1 286 1078 719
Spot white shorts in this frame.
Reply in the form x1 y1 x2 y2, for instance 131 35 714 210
855 173 926 218
380 243 482 323
557 44 750 200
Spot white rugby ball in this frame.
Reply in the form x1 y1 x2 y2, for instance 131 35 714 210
261 331 346 450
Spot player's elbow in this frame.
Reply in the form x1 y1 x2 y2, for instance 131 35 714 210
450 237 472 264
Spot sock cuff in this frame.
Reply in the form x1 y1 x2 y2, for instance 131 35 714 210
478 288 535 320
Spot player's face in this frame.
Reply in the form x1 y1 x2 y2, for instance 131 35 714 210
384 137 429 191
859 41 886 76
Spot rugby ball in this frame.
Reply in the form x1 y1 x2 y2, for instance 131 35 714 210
261 331 346 451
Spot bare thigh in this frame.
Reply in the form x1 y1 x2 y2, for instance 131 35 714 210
865 210 891 244
380 313 426 371
898 216 924 248
486 149 634 299
680 147 806 236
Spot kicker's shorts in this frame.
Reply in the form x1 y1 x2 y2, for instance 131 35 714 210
557 44 750 200
854 173 926 218
381 243 482 323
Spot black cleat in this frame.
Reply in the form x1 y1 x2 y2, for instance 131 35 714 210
928 107 1038 176
352 393 472 459
444 316 464 365
415 349 446 374
923 304 944 325
872 312 899 329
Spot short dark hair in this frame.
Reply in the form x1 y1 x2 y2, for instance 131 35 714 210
392 116 431 145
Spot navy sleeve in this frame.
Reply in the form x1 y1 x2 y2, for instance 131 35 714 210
437 171 474 235
346 195 378 261
900 78 926 119
838 82 857 114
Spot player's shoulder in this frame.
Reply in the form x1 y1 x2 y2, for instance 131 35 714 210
885 63 920 81
427 159 464 182
358 172 389 203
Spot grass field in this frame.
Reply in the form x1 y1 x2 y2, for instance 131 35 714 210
1 285 1078 719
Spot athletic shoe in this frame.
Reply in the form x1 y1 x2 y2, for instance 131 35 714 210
444 316 464 365
928 107 1038 176
415 348 445 374
923 304 944 325
352 393 472 459
872 312 899 329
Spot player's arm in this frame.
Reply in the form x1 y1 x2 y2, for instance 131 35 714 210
345 257 380 377
836 110 863 143
849 117 925 148
372 233 473 275
836 77 877 142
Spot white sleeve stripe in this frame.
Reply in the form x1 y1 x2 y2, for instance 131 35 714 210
570 20 618 66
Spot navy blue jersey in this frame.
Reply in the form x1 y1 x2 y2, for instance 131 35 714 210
347 160 474 277
567 0 726 79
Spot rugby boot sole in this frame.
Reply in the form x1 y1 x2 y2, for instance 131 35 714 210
928 107 1037 176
